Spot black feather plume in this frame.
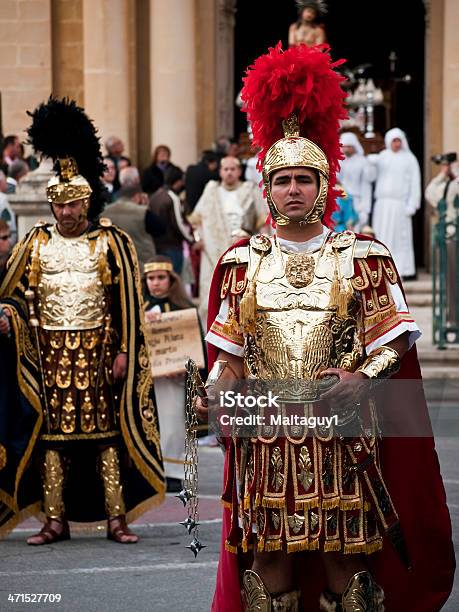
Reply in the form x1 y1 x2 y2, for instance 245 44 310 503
26 96 107 219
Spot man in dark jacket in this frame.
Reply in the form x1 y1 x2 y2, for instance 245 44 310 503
185 150 219 213
148 166 194 274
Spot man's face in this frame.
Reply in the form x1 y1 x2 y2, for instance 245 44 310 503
156 148 170 164
390 138 402 153
219 158 241 187
227 143 239 157
301 7 316 21
110 139 124 156
342 145 355 158
0 228 11 255
52 198 88 236
103 159 116 183
5 137 20 158
270 167 319 223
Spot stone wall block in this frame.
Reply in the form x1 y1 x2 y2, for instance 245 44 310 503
0 1 19 20
0 44 18 66
0 21 49 44
19 0 50 21
19 44 50 66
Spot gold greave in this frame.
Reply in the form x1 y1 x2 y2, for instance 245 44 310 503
242 570 300 612
319 571 385 611
43 449 65 519
99 446 126 517
243 570 271 612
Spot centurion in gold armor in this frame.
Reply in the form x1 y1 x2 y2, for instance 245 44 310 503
199 44 454 612
0 98 164 545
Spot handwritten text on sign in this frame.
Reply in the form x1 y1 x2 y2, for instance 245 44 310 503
144 308 205 376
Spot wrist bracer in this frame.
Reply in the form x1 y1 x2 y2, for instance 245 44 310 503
356 345 401 380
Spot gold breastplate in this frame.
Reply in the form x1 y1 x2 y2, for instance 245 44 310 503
244 237 363 380
36 226 108 330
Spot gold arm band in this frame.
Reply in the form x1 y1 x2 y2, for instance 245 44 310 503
144 262 173 273
356 345 401 380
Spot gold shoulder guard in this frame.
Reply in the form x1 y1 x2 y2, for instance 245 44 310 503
221 245 250 265
354 239 391 259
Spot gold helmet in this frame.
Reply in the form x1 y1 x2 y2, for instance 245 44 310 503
262 114 329 225
241 43 347 227
27 97 106 220
46 157 92 206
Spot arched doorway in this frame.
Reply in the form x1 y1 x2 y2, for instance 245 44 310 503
234 0 426 264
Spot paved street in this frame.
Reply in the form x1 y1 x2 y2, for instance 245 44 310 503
1 433 458 611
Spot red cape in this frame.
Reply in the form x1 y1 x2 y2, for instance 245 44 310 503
207 236 455 611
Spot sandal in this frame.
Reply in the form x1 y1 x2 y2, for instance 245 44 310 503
107 515 139 544
27 519 70 546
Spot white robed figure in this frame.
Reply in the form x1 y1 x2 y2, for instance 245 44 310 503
188 156 267 323
371 128 421 277
337 132 375 230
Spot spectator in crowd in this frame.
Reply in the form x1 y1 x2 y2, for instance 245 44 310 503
337 132 375 230
245 146 263 186
188 155 267 322
102 156 117 202
227 139 240 158
213 135 231 160
6 160 28 194
142 145 174 196
142 255 200 492
0 219 12 275
185 150 219 213
103 173 164 270
425 159 459 325
118 166 142 190
425 159 459 223
2 135 21 168
0 171 17 244
19 143 39 170
148 166 194 275
105 136 131 192
370 127 421 279
331 182 359 232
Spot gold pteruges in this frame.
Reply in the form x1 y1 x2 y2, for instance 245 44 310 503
46 157 92 204
262 113 329 226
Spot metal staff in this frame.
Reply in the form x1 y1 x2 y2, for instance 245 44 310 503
178 358 205 557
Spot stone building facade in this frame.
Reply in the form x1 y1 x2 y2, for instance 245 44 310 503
0 0 456 180
0 0 236 171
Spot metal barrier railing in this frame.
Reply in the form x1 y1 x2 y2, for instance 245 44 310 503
432 190 459 348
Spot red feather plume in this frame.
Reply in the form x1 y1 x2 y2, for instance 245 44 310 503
241 43 348 226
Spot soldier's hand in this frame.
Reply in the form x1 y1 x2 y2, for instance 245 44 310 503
195 395 209 422
319 368 368 409
113 352 128 380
